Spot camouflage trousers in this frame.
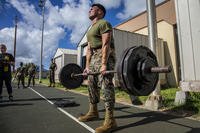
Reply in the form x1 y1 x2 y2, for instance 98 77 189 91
88 48 116 111
17 75 25 87
49 70 55 83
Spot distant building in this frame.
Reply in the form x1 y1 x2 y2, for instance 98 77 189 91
53 48 77 81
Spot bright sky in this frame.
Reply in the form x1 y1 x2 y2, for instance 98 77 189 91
0 0 164 69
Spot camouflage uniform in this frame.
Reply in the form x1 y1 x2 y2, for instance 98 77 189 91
49 59 57 87
27 63 36 87
88 48 115 110
79 5 117 132
16 62 26 89
87 19 116 111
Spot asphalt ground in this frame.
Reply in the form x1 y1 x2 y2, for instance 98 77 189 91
1 84 200 133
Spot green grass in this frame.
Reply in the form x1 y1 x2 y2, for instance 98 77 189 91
36 78 200 119
161 88 179 108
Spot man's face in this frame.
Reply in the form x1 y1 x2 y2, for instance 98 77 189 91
0 45 6 54
89 6 100 20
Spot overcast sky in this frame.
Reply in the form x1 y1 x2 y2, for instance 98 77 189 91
0 0 164 69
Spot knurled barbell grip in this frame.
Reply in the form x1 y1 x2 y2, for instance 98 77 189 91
71 70 116 78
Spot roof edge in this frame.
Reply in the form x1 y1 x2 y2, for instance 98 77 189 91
114 0 170 28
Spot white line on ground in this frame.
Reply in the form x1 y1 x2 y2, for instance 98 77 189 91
29 87 95 133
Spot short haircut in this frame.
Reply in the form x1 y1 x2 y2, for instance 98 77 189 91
0 44 6 49
92 3 106 17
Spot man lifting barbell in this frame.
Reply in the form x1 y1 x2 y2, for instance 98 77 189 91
79 3 117 133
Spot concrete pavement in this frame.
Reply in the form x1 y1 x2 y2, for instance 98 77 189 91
0 84 200 133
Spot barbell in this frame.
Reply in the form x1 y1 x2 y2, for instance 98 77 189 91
59 45 171 96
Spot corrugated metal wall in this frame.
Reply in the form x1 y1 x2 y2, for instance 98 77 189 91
64 54 77 66
113 29 164 65
113 29 166 85
54 55 63 81
175 0 200 81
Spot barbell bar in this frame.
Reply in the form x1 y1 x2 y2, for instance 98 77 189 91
71 70 116 77
71 66 171 78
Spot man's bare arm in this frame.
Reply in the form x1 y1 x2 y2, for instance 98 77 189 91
101 31 111 72
85 42 92 69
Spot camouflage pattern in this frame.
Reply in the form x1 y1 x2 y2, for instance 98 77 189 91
49 62 57 85
16 64 26 88
88 48 116 111
27 63 36 87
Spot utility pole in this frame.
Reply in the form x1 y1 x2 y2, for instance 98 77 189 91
145 0 162 110
38 0 46 83
13 15 18 72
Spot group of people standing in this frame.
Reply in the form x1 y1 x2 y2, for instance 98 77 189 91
0 43 57 102
15 62 37 89
15 59 57 89
16 59 57 88
15 59 57 90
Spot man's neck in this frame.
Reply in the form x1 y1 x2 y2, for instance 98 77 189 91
91 17 102 25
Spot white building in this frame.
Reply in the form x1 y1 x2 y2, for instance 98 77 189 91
53 48 77 81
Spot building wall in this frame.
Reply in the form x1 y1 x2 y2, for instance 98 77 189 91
77 46 82 66
135 21 178 86
63 54 77 66
54 55 63 81
116 0 176 32
77 43 87 67
175 0 200 81
54 54 77 81
113 29 166 86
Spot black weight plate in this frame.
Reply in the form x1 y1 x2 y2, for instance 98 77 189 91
139 57 159 95
137 58 146 83
117 46 136 95
59 63 83 89
123 46 142 95
123 45 159 96
141 57 158 82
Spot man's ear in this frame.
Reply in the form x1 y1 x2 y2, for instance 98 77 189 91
98 9 104 18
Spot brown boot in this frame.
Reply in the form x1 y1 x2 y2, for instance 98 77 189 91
52 83 55 87
95 109 117 133
78 103 99 122
48 83 51 87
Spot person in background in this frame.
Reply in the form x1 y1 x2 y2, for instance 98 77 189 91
27 63 36 87
0 44 15 101
16 62 26 89
48 58 57 87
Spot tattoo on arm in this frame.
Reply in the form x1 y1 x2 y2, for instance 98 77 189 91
101 32 111 65
86 42 92 68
